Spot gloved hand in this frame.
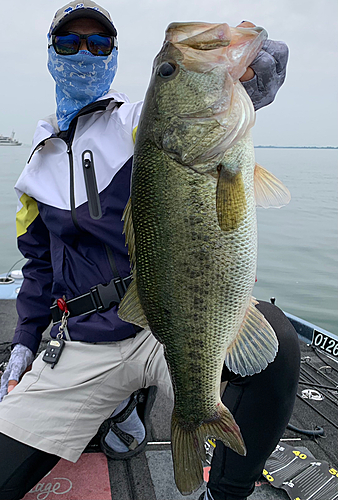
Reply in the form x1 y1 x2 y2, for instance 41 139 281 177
0 344 34 402
242 39 289 111
237 21 289 111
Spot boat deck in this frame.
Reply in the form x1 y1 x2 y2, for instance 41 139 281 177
1 299 337 500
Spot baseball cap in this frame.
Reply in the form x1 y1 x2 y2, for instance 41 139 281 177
48 0 117 38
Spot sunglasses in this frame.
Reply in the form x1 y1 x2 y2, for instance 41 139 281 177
50 32 117 56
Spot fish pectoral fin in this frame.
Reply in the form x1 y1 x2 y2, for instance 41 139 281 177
216 166 247 231
254 163 291 208
225 297 279 376
122 197 136 267
118 276 149 329
171 404 245 495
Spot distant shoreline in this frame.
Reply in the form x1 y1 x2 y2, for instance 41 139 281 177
255 146 338 150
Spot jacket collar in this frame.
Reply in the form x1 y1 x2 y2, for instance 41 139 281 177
27 90 129 163
32 90 130 149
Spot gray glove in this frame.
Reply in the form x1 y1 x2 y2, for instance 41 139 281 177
242 39 289 111
0 344 34 402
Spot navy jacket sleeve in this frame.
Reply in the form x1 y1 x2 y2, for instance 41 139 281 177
13 194 53 355
242 40 289 111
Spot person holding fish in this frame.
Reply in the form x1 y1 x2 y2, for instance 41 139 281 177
0 2 300 500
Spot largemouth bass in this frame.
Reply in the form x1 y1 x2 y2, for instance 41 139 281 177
119 22 290 495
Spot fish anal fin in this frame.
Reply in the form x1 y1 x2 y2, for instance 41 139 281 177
254 163 291 208
225 297 279 377
216 167 247 231
171 404 245 495
118 276 149 329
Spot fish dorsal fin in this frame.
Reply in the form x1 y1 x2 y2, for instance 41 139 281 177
224 297 279 376
122 197 136 267
118 275 149 329
254 163 291 208
216 166 247 231
119 198 149 328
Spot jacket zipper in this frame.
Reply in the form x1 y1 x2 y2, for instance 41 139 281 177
82 150 102 220
66 138 81 232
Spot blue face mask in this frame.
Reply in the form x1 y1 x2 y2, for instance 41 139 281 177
47 47 118 131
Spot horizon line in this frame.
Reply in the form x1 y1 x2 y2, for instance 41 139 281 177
255 145 338 149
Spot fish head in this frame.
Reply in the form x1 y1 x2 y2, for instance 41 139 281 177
142 22 267 166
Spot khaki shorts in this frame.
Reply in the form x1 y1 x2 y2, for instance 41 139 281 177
0 329 173 462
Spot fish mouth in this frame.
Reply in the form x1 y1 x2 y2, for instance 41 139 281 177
164 22 267 80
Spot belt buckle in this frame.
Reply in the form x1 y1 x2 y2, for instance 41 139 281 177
89 284 106 311
90 278 125 311
113 276 128 300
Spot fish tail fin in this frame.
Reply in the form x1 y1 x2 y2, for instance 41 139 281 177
171 404 246 495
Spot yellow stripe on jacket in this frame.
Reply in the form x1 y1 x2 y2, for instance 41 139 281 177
16 193 39 237
132 126 138 144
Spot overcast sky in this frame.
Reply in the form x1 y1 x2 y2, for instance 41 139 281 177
0 0 337 146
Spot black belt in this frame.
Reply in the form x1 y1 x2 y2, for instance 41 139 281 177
50 276 132 325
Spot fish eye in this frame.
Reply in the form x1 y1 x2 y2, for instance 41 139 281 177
158 62 177 78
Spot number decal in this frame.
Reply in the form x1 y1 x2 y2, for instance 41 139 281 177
314 333 323 346
321 337 327 349
312 330 338 359
329 468 338 476
263 469 274 482
327 339 335 353
293 450 307 459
